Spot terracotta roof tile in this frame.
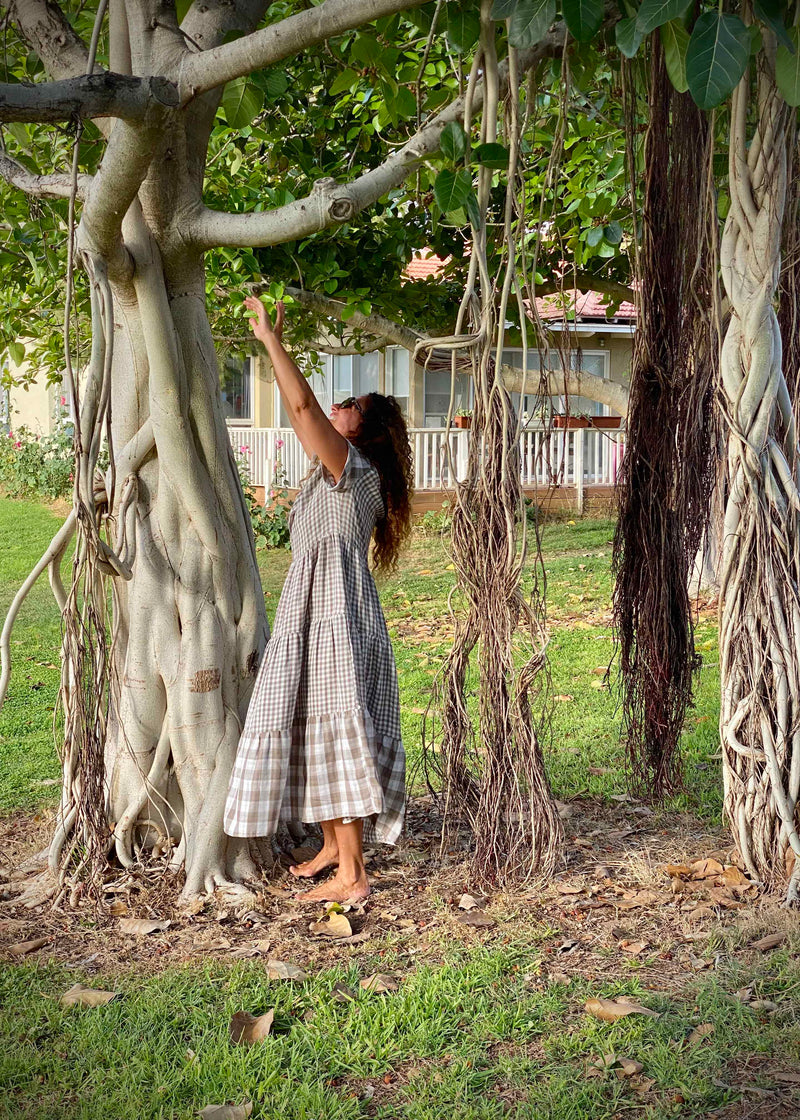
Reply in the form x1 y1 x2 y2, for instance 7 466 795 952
403 253 448 280
535 288 637 321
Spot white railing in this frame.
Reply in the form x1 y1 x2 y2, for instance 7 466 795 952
228 425 626 493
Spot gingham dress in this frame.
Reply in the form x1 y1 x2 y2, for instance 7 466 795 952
224 443 405 845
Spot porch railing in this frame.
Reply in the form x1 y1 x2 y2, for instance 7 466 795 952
228 425 626 495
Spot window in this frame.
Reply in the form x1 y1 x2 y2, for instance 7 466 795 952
385 347 410 416
423 366 471 427
501 347 612 422
330 353 380 403
220 354 252 423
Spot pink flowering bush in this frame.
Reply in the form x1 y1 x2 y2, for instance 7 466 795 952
0 424 74 500
233 447 292 551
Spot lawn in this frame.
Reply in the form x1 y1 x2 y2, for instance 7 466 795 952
1 498 798 1120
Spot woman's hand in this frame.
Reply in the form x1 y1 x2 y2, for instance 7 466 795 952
244 295 284 346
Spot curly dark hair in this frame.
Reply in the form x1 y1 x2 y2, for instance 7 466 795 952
351 393 414 572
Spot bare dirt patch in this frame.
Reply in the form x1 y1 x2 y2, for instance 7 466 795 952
0 796 794 988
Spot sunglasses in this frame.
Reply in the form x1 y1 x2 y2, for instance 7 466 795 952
338 396 364 415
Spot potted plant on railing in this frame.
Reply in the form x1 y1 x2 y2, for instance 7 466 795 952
553 413 589 429
453 410 472 429
589 415 623 429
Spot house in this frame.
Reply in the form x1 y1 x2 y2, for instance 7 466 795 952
227 266 636 513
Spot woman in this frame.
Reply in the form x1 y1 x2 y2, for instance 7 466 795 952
224 296 412 903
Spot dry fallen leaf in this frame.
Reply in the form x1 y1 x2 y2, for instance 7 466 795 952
360 974 399 993
619 940 648 956
774 1071 800 1085
229 1009 274 1046
198 1104 253 1120
458 893 478 910
266 960 306 981
556 881 585 896
687 1022 715 1045
455 910 495 929
751 932 787 952
61 984 119 1008
585 997 660 1023
748 1000 778 1013
616 1058 644 1078
332 982 357 1002
7 936 50 957
721 865 750 887
118 918 171 936
310 911 352 939
688 858 724 879
107 900 129 917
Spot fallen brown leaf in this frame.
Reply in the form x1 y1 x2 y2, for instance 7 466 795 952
687 1022 714 1045
229 1009 274 1046
7 936 50 957
266 960 306 981
619 940 648 956
198 1104 253 1120
748 999 778 1013
332 982 357 1002
751 932 787 952
458 893 478 910
688 858 724 879
61 984 119 1008
118 918 171 936
774 1071 800 1084
456 910 495 929
360 974 399 993
615 1058 644 1078
309 911 352 939
585 997 660 1023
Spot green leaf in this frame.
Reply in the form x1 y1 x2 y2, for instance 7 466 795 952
661 19 690 93
636 0 690 35
351 34 382 66
464 188 482 230
7 341 25 366
221 78 264 129
440 121 468 162
586 225 604 247
330 68 357 97
434 167 473 212
491 0 519 17
508 0 556 48
754 0 794 51
446 8 481 52
776 27 800 105
561 0 604 42
615 16 644 58
603 220 623 244
261 70 289 100
394 86 417 118
686 12 749 110
474 142 510 169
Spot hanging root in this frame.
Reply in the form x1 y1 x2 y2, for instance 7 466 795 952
612 43 720 800
421 2 561 886
718 46 800 903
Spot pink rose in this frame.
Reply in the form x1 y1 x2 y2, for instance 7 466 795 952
60 396 66 406
240 444 250 454
14 441 21 449
276 438 284 449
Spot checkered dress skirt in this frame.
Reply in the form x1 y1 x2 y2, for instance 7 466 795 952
224 443 405 845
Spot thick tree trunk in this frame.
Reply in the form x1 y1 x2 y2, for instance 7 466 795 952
718 53 800 903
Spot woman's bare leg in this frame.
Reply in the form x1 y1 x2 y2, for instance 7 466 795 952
289 820 339 879
297 818 370 902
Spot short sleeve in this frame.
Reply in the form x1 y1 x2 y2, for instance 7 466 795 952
324 443 384 521
324 442 375 492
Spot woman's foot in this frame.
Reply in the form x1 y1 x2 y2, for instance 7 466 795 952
296 871 370 904
289 845 339 879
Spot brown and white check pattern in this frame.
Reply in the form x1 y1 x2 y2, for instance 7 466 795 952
224 443 405 845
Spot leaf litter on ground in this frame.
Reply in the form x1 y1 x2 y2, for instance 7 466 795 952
229 1009 274 1045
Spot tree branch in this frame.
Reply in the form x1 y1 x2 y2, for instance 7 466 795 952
0 72 179 123
178 0 429 102
281 285 423 350
0 147 91 198
3 0 92 81
279 285 630 415
186 25 568 250
536 272 635 304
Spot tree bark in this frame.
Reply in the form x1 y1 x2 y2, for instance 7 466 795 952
718 49 800 903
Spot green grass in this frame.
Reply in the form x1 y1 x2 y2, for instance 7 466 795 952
1 500 794 1120
0 499 66 809
0 504 723 822
1 943 798 1119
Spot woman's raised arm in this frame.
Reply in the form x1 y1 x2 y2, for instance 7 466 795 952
244 296 349 482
